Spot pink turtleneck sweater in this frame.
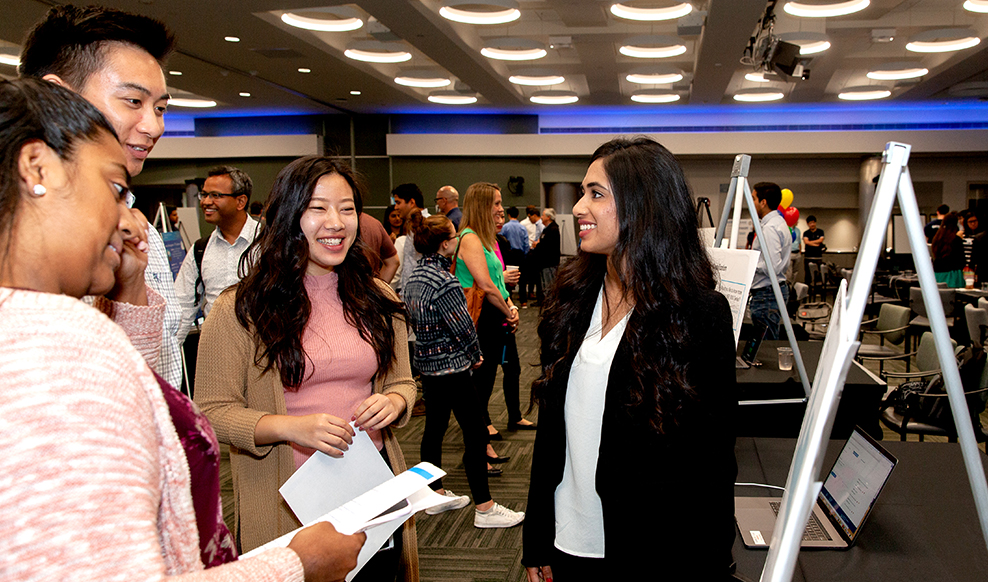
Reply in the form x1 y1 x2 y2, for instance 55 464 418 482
283 272 381 468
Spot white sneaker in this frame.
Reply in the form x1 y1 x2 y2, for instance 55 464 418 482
426 490 471 515
474 502 525 528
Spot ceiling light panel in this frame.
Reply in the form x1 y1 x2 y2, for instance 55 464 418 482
530 90 579 105
906 29 981 53
395 71 452 88
610 2 693 22
965 0 988 13
439 0 521 25
734 88 784 102
345 41 412 63
428 91 478 104
630 90 681 103
838 85 891 100
281 9 363 32
626 65 685 84
783 0 870 18
866 63 928 81
619 35 687 59
482 38 547 61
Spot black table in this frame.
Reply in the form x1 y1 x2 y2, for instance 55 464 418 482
734 437 988 582
736 341 885 439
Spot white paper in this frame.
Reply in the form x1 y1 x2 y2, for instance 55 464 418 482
707 246 760 346
241 453 448 582
279 426 394 526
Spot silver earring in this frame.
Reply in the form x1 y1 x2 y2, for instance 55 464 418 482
32 184 47 196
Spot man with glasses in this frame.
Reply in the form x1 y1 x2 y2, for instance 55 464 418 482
175 166 260 345
436 185 462 230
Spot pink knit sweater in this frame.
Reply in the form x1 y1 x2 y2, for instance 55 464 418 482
285 272 382 467
0 288 304 581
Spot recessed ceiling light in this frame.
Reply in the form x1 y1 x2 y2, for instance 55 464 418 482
610 2 693 21
866 63 929 81
965 0 988 14
0 54 22 66
481 38 547 61
619 35 687 59
344 41 412 63
428 91 478 105
778 32 831 55
168 98 217 108
745 72 775 83
350 90 361 95
631 90 681 103
508 69 565 86
838 85 891 100
224 36 240 43
281 11 363 32
439 0 521 25
734 88 784 102
906 29 981 53
626 66 684 85
530 90 579 105
239 92 251 97
395 74 451 88
298 68 311 73
783 0 869 18
168 70 182 76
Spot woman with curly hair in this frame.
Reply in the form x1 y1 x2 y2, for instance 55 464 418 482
195 156 418 581
523 137 738 580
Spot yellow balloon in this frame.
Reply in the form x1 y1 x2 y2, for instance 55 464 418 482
780 188 794 209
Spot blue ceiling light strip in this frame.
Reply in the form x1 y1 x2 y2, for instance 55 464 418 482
541 121 988 134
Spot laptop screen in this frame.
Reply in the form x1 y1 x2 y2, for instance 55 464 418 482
740 320 768 364
818 428 897 541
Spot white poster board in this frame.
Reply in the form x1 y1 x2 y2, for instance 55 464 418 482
556 214 578 256
175 207 201 250
725 218 754 249
707 246 759 347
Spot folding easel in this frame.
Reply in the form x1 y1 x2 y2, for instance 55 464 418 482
696 197 715 228
713 154 812 398
758 141 988 582
843 141 988 549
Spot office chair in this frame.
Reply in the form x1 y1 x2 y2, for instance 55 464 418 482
856 304 912 375
907 286 955 351
965 304 988 349
880 339 988 443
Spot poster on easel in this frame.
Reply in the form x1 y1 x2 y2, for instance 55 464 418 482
706 246 759 347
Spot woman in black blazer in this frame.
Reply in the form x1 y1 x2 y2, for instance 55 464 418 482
523 137 738 580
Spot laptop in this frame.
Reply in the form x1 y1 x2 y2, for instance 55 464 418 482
735 427 897 549
736 320 768 369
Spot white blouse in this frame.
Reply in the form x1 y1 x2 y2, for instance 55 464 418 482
553 286 632 558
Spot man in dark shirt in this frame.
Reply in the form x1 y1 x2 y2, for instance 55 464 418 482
802 215 825 285
925 204 949 243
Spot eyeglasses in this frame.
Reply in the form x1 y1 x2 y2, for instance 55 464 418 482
198 191 242 201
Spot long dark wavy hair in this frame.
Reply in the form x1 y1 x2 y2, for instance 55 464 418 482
534 136 717 434
931 211 960 262
234 156 404 390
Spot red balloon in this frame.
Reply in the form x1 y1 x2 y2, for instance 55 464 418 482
783 206 799 227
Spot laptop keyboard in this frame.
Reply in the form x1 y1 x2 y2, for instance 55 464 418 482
769 501 833 542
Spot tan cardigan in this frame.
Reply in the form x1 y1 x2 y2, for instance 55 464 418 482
195 283 419 581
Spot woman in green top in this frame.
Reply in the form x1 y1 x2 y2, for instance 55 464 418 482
456 182 521 449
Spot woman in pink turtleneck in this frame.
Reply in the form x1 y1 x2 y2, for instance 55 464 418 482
195 157 418 582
